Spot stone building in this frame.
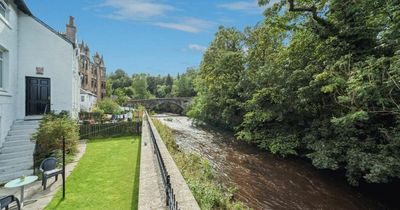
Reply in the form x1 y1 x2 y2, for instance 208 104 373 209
65 16 107 100
78 43 107 99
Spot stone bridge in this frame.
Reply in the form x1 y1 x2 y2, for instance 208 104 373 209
126 97 193 110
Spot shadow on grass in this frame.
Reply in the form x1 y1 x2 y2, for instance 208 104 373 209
50 197 65 210
131 137 141 210
86 135 140 144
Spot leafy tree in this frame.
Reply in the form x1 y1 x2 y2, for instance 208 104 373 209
172 67 198 97
114 88 129 105
188 26 246 129
95 98 121 114
131 74 153 99
189 0 400 185
108 69 132 90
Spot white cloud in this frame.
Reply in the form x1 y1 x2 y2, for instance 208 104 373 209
154 18 214 33
218 0 279 13
94 1 213 33
187 44 207 52
99 0 174 20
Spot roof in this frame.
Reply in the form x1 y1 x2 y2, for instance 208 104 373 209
80 89 97 97
13 0 32 15
13 0 74 46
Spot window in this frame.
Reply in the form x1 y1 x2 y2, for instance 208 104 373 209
81 96 85 102
0 51 3 88
0 0 7 19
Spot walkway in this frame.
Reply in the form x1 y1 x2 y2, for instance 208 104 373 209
0 141 87 210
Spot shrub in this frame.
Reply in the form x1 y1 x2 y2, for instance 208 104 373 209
33 112 79 167
95 98 121 114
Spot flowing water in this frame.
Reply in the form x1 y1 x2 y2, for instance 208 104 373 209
154 114 397 210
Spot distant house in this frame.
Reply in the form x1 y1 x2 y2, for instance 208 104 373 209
0 0 80 148
80 89 97 112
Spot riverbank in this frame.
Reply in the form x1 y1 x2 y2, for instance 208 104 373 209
152 118 248 209
154 114 398 210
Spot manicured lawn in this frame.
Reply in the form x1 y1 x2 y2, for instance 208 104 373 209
45 136 141 210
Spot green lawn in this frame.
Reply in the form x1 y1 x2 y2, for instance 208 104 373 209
45 136 141 210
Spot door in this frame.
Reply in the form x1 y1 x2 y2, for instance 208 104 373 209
26 77 50 116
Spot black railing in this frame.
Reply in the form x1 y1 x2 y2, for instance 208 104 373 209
79 121 141 139
146 114 179 210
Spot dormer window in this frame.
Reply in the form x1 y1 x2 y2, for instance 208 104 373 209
0 0 8 19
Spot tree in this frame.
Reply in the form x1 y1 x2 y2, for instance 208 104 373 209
95 98 121 114
172 68 197 97
108 69 132 90
188 26 246 129
165 74 174 96
131 74 152 99
114 88 129 105
189 0 400 185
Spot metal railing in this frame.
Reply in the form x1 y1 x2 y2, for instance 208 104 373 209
145 113 179 210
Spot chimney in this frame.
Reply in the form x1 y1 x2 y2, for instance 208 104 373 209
66 16 77 43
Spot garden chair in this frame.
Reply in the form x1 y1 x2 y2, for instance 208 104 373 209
0 195 21 210
39 157 63 190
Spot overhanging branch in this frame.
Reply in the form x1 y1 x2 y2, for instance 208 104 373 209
288 0 333 30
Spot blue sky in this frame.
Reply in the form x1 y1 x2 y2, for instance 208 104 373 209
25 0 272 76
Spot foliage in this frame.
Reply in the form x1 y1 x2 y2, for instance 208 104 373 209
131 74 153 99
33 112 79 167
45 136 141 210
188 26 246 129
94 98 121 114
189 0 400 185
153 119 248 209
172 67 198 97
114 88 129 105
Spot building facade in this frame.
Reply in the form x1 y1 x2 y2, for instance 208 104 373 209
0 0 80 147
80 89 97 112
78 41 107 100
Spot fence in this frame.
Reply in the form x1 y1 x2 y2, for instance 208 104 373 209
145 112 179 210
79 121 142 139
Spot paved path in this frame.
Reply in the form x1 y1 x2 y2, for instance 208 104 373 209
0 141 87 210
138 117 166 210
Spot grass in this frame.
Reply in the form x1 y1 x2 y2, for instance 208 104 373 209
45 136 141 210
152 119 248 210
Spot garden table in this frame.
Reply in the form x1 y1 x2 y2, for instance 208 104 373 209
4 175 38 208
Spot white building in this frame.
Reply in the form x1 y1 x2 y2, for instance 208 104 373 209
80 89 97 112
0 0 80 181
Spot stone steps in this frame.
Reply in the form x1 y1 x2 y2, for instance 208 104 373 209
0 120 40 183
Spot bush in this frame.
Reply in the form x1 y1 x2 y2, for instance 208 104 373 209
33 112 79 167
95 98 121 114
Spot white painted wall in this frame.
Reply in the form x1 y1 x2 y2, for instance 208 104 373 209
0 2 19 147
80 90 97 112
71 48 81 119
16 13 77 119
0 2 80 147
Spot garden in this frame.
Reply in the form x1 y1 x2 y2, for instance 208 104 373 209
44 136 141 210
30 101 142 209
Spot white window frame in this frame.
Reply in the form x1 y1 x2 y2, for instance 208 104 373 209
0 50 3 89
0 0 8 20
0 48 9 92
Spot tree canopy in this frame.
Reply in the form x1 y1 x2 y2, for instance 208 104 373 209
188 0 400 185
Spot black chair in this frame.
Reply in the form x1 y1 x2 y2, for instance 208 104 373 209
39 157 63 190
0 195 21 210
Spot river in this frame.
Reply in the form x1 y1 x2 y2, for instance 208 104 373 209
154 114 397 210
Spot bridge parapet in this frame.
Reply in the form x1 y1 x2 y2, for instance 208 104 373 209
127 97 193 110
